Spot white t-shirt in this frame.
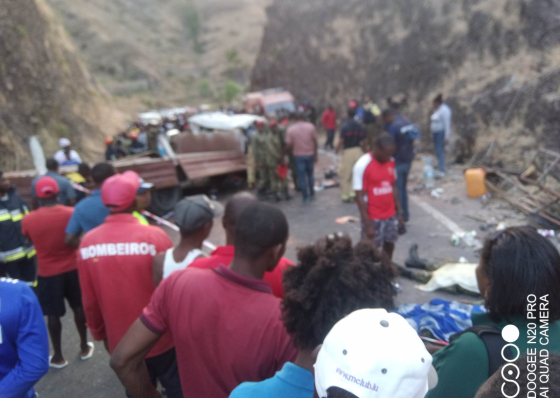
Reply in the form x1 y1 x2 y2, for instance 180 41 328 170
54 150 82 166
162 248 206 280
430 103 452 138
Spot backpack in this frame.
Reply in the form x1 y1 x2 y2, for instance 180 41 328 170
449 325 514 377
400 124 421 140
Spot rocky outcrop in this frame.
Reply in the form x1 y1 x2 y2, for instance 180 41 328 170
0 0 123 170
252 0 560 165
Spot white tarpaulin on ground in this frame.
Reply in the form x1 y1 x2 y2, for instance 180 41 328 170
188 112 265 132
417 263 480 294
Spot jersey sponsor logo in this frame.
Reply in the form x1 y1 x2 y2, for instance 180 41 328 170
372 181 393 196
80 243 157 260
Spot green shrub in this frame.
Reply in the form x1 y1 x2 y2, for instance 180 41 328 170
223 80 242 103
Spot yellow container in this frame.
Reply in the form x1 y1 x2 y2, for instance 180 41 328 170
465 168 487 198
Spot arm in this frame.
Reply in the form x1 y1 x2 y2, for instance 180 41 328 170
336 127 344 155
65 234 81 249
356 191 375 239
444 107 452 140
312 127 318 163
392 182 404 226
66 179 77 206
65 211 83 249
74 151 83 164
110 319 162 398
0 284 49 398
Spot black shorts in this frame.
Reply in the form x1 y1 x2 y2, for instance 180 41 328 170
37 270 83 317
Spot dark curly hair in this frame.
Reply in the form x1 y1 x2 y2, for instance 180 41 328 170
281 234 396 351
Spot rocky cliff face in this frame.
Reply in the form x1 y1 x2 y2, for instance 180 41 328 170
252 0 560 165
0 0 123 170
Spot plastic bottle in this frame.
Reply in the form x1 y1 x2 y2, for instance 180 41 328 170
424 157 435 189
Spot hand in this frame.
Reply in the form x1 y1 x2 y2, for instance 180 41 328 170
397 214 405 227
364 223 376 240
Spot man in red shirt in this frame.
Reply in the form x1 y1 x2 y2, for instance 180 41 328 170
78 171 181 397
352 135 404 261
321 104 337 150
189 191 293 298
21 177 93 368
110 202 297 398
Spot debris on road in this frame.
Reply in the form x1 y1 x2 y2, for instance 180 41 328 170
335 216 360 224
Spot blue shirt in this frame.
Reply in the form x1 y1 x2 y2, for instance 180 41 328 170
65 190 109 235
386 114 416 164
0 278 49 398
229 362 314 398
30 171 77 206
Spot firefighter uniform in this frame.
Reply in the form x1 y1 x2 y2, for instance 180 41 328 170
0 188 36 285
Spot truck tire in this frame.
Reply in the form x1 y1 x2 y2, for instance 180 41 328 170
148 186 182 216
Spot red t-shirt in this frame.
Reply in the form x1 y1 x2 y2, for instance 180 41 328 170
352 153 397 220
189 245 294 298
21 205 77 277
322 109 337 130
141 265 297 398
78 214 173 357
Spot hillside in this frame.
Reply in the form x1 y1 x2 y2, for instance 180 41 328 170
0 0 124 170
45 0 271 111
252 0 560 165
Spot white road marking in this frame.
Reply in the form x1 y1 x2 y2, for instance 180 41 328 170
410 195 465 235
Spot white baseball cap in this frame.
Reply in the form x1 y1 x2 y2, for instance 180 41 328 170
314 309 438 398
59 138 71 148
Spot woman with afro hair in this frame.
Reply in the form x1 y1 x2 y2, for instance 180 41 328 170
229 233 397 398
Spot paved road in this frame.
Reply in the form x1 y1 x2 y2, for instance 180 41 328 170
36 161 484 397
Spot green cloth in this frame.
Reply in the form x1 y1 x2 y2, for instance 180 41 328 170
427 313 560 398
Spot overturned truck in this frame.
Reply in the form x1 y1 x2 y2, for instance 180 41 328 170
5 127 249 215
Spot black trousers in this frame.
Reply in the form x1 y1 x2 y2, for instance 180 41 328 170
0 256 37 285
126 348 183 398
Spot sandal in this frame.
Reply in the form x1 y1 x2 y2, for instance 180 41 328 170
49 356 69 369
80 342 95 361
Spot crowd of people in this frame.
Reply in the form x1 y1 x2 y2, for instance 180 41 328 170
0 92 559 398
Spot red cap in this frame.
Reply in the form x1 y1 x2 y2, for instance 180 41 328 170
349 101 358 108
101 171 141 212
269 119 278 128
105 137 114 146
35 176 60 198
255 120 265 126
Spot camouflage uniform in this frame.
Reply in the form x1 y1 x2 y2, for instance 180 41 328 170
252 129 269 194
266 129 285 196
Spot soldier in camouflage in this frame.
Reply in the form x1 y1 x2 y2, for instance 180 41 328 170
268 119 292 201
252 120 269 200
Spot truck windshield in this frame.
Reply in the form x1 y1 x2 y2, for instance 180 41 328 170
264 101 296 116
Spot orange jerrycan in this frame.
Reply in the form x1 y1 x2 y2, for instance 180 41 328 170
465 168 487 198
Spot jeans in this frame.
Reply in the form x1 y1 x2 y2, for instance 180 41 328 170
433 131 446 172
396 162 412 222
325 129 335 149
126 349 183 398
295 155 315 201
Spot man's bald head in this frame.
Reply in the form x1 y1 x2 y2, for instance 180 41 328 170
223 192 258 232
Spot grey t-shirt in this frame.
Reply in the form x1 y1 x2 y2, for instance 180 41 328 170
30 170 77 206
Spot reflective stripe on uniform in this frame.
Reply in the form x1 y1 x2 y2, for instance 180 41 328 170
0 246 34 263
0 209 23 222
0 209 10 222
10 211 23 222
